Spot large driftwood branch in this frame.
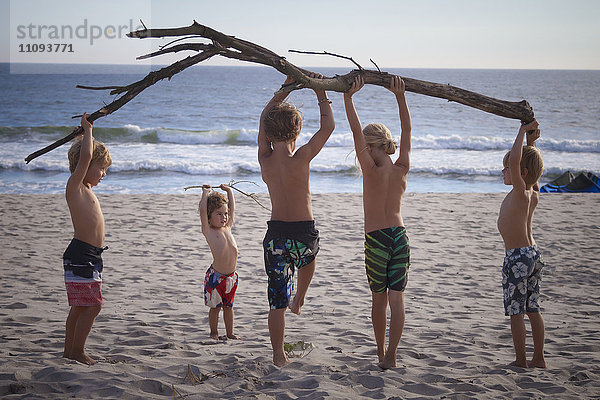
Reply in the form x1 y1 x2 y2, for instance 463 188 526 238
25 20 534 163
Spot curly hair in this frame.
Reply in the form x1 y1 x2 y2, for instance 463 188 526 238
262 101 303 142
205 191 228 219
363 123 397 154
68 136 112 173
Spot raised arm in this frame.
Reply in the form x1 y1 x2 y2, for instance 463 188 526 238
220 184 235 227
526 125 541 192
66 113 93 193
199 185 211 233
297 73 335 161
258 76 294 159
343 75 375 169
387 76 411 170
510 119 539 192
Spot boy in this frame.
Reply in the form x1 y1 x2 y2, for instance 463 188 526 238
199 184 240 340
498 118 546 368
258 74 334 366
63 112 112 365
344 75 412 369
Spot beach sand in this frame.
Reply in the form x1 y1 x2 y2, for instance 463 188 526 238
0 192 599 399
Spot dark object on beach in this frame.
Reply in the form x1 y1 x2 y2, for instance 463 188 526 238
541 171 600 193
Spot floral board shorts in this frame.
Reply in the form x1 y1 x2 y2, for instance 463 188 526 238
263 220 319 310
204 265 238 308
502 245 544 316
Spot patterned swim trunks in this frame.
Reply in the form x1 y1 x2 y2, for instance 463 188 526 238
502 245 545 316
364 226 410 293
204 265 239 308
263 220 319 309
63 238 106 307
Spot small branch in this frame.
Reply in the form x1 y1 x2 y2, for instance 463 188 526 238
183 364 206 385
184 180 270 212
171 384 185 400
370 58 381 72
160 35 202 50
137 43 214 60
289 49 363 70
76 84 127 91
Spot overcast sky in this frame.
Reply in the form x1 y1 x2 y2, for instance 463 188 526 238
2 0 599 69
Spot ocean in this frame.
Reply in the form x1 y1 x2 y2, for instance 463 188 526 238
0 63 598 194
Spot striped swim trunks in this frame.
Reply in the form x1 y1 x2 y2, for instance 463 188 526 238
364 226 410 293
63 238 106 306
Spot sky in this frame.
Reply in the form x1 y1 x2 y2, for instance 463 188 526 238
1 0 599 70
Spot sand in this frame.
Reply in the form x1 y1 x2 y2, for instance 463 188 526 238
0 192 599 399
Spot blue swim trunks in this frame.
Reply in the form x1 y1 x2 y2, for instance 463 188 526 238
263 220 319 310
502 245 545 316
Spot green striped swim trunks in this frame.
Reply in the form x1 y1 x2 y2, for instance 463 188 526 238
364 226 410 293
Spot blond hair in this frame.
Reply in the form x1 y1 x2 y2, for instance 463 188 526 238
503 146 543 185
68 137 112 173
263 102 303 143
363 123 397 154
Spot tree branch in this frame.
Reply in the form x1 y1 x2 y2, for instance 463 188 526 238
25 20 534 164
289 49 363 70
25 48 220 163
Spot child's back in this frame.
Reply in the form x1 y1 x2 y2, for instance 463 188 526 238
344 75 412 369
258 74 334 367
260 145 313 221
361 155 407 233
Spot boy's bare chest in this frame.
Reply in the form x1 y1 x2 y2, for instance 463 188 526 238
208 229 237 249
498 193 529 228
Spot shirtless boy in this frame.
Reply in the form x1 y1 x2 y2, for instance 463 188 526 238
498 119 546 368
258 74 334 366
199 184 240 340
63 112 112 365
344 75 412 369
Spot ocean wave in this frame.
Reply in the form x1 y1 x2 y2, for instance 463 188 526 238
3 157 595 178
2 125 599 153
411 134 600 153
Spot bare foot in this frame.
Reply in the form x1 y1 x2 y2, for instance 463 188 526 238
378 355 396 370
71 352 97 365
529 359 547 368
289 296 303 315
273 353 290 367
209 332 219 340
509 360 528 368
227 334 241 340
377 349 385 364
